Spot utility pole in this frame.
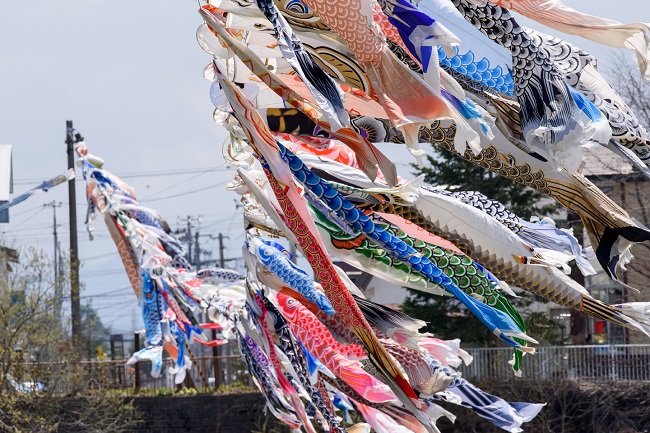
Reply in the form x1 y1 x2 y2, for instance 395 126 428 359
194 231 200 266
186 217 193 264
175 215 212 268
66 120 83 352
214 233 241 269
194 231 213 268
218 233 227 268
44 201 63 327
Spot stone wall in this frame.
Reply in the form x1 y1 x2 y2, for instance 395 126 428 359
128 392 285 433
126 380 650 433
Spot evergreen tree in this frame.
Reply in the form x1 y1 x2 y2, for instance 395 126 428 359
402 149 562 346
81 303 112 356
414 148 559 219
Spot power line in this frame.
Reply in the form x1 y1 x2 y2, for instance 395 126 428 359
196 217 237 231
117 166 230 179
141 180 229 203
10 204 45 217
2 207 46 231
3 223 57 233
13 166 230 185
83 286 134 299
82 252 118 261
140 169 222 201
93 300 136 312
80 269 127 277
4 214 230 235
1 233 113 243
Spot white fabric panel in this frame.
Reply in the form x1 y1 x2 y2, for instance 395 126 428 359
0 144 12 201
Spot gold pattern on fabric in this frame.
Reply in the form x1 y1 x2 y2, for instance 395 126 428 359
364 199 583 310
414 121 638 240
200 8 397 184
396 121 551 194
273 0 330 31
299 0 384 66
486 93 526 144
304 45 371 93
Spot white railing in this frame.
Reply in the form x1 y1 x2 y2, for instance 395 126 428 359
459 344 650 382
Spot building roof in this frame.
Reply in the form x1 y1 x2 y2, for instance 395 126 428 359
581 145 635 177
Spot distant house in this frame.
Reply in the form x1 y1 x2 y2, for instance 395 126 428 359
580 146 650 344
519 147 650 346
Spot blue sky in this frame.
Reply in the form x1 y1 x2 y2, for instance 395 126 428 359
1 0 646 333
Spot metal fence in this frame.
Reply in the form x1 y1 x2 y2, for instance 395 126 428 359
13 355 252 395
131 355 253 392
460 344 650 382
15 344 650 394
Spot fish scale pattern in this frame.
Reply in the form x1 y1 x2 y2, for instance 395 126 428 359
300 0 383 65
276 292 396 403
277 142 531 350
262 296 347 433
452 0 583 158
364 199 583 309
437 46 514 95
252 238 335 314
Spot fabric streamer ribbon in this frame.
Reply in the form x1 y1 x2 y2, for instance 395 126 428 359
276 141 535 351
0 169 74 213
485 0 650 80
213 63 443 433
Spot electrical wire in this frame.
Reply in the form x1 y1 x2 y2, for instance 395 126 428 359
2 207 46 231
13 166 230 186
82 252 118 261
117 166 229 179
80 269 127 277
83 286 134 299
140 169 223 201
8 204 44 218
92 300 136 312
141 180 229 203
